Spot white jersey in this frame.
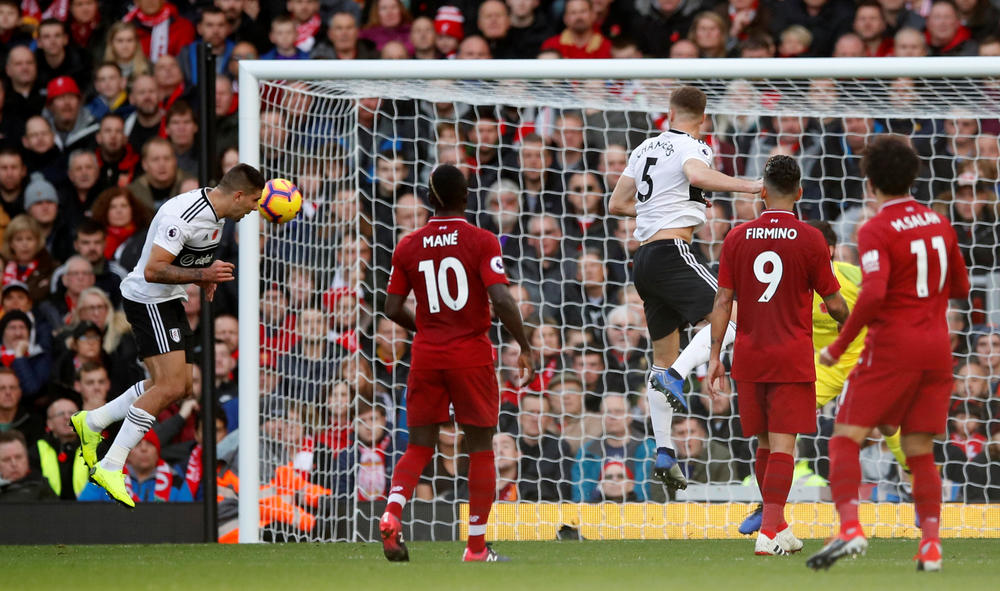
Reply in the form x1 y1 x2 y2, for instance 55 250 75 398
624 129 714 241
120 188 224 304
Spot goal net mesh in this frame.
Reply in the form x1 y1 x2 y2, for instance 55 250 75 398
251 74 1000 542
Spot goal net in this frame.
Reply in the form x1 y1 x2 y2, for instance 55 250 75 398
236 59 1000 543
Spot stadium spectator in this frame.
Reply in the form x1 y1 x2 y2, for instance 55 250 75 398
668 38 699 57
0 147 26 222
510 133 563 218
35 397 86 500
152 55 191 111
506 0 553 58
562 249 613 335
4 46 43 124
516 392 573 500
126 138 191 210
0 1 33 56
164 101 198 177
0 310 52 402
455 33 492 58
852 1 892 57
480 178 522 240
91 187 153 264
38 255 93 330
311 10 378 59
103 21 152 83
372 315 409 404
216 0 270 52
409 15 436 58
690 373 751 477
1 281 51 353
53 318 107 388
93 115 139 196
68 0 106 64
23 173 71 262
22 117 66 186
492 431 520 500
432 5 463 57
124 75 163 154
277 305 343 402
57 151 104 234
814 116 875 220
738 32 776 57
688 11 730 58
0 368 41 441
123 0 196 63
74 361 110 411
573 394 654 501
832 32 865 57
361 0 412 52
315 380 353 452
35 19 91 91
925 0 978 56
50 219 126 305
948 168 999 274
541 0 611 58
69 286 143 393
173 404 228 499
80 429 193 502
177 7 234 86
778 25 811 57
878 0 924 36
926 114 979 201
693 201 731 267
716 0 772 44
631 0 701 58
769 0 855 57
562 171 608 250
2 214 57 303
547 372 601 454
262 15 310 60
416 421 468 500
0 429 55 501
593 460 638 502
604 304 648 395
478 0 514 58
671 416 735 484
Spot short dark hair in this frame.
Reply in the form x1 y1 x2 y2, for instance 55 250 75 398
37 18 66 35
75 360 107 381
166 100 196 125
862 135 919 196
199 6 225 22
740 33 775 54
0 147 23 162
763 155 801 197
669 85 707 121
219 163 266 194
99 112 125 129
74 217 107 240
96 62 123 76
806 219 837 248
428 164 467 210
0 428 26 449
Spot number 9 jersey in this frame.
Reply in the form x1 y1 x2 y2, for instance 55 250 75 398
386 215 509 370
625 129 714 241
717 210 841 383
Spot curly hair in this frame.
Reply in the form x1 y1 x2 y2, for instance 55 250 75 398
862 135 920 196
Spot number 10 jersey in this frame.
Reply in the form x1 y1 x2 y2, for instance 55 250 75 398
624 129 714 242
386 216 509 370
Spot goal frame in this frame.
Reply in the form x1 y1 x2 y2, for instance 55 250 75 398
236 57 1000 543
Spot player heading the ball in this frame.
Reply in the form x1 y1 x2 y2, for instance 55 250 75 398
72 164 265 507
380 164 536 563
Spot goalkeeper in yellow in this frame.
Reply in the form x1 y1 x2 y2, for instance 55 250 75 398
739 220 906 535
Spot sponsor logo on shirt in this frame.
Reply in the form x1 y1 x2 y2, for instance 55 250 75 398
490 256 504 274
861 250 880 273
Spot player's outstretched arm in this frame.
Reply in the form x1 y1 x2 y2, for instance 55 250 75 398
487 283 536 385
384 293 417 333
144 245 234 285
821 291 850 326
683 160 762 195
608 175 638 217
705 286 735 397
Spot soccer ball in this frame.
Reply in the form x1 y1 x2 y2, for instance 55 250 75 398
259 178 303 224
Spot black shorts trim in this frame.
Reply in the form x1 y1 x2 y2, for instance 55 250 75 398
122 297 196 363
633 239 717 340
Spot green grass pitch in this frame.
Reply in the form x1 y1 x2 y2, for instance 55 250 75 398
4 539 998 591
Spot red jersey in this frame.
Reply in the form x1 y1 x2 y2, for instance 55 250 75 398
828 198 969 370
718 210 841 382
386 216 508 369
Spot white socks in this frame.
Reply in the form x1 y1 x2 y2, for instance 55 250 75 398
670 321 737 379
99 406 155 472
86 381 146 432
647 368 674 452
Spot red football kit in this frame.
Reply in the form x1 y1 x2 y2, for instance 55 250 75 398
718 209 841 436
830 198 969 433
386 216 509 427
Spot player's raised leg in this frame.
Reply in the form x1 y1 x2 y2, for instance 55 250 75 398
71 380 148 468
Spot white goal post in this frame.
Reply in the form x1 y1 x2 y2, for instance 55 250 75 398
237 58 1000 543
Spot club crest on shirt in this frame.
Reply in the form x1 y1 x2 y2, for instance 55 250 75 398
170 328 181 343
861 250 880 273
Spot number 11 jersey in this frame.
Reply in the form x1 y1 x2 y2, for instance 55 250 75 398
624 129 714 241
718 210 841 383
387 216 509 370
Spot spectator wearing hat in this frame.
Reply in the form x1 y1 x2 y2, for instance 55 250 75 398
35 19 92 92
50 218 126 306
1 214 57 303
310 11 378 60
54 319 109 392
0 310 51 402
123 0 196 63
433 5 463 57
0 368 42 442
0 147 26 222
33 397 87 500
506 0 553 58
22 116 66 186
0 280 54 355
0 429 56 501
4 46 44 125
43 75 99 154
24 172 73 262
79 428 193 502
590 460 639 502
39 255 94 331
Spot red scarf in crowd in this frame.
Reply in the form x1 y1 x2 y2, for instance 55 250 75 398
356 436 392 501
0 346 17 367
185 444 202 496
296 14 321 52
497 481 518 501
70 18 99 48
3 260 37 285
123 460 174 502
21 0 68 22
125 2 180 62
104 223 136 260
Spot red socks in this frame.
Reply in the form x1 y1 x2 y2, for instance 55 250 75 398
385 444 434 518
467 449 495 554
908 453 941 541
829 435 862 535
760 452 793 537
755 447 770 497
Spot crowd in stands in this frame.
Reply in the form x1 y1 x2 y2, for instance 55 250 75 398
0 0 999 542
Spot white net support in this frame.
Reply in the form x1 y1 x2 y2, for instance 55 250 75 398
237 58 1000 542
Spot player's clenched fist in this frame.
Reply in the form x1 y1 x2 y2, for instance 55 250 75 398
202 260 236 283
705 357 726 398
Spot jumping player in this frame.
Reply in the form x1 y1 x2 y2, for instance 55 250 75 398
380 164 535 563
70 164 265 506
806 135 969 572
609 85 762 490
705 155 849 555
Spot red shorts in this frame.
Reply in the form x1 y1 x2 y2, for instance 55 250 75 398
737 381 816 437
406 364 499 428
836 364 951 434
